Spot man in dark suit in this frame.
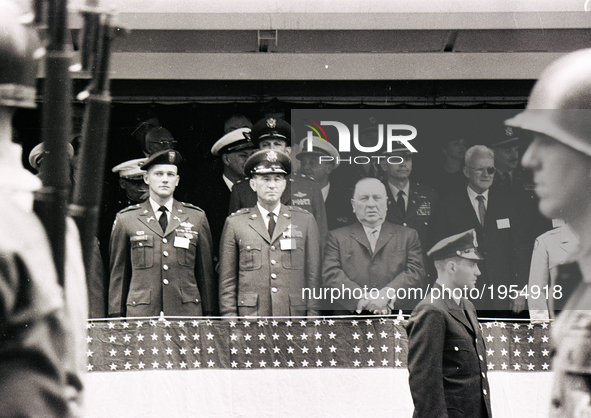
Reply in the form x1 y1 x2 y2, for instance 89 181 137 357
109 150 216 317
323 177 425 313
430 145 529 315
406 229 492 418
229 117 328 244
219 149 321 317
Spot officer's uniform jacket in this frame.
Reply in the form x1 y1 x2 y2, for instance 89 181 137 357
228 173 328 244
323 221 425 311
385 181 438 252
406 284 492 418
108 199 216 317
528 225 578 321
548 261 591 418
219 204 321 317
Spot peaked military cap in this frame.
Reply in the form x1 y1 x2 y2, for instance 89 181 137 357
211 127 253 156
28 142 74 170
141 149 183 170
244 149 291 177
297 136 340 167
427 229 483 261
491 125 521 149
383 142 413 157
251 117 292 146
112 158 148 179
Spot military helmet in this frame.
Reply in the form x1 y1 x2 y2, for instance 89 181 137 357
0 2 42 108
505 48 591 157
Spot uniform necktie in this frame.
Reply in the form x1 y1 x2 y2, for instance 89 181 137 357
397 190 406 219
476 195 486 226
268 212 276 238
369 229 378 252
158 206 168 233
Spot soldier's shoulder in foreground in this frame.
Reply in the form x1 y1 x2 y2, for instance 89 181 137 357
117 203 142 216
286 204 314 218
180 201 205 212
412 182 438 198
228 207 253 218
291 172 316 185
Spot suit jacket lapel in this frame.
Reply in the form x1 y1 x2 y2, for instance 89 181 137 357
165 200 188 237
443 295 474 334
249 206 271 244
373 222 394 256
271 204 291 243
464 299 480 335
350 222 372 254
138 200 163 237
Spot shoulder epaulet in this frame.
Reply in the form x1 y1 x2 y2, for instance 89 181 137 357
287 205 312 214
413 182 437 195
181 202 204 211
229 207 251 217
235 177 248 185
119 204 141 214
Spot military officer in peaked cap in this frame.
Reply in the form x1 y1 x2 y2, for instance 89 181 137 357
109 149 217 317
202 127 253 259
219 149 321 317
407 229 492 418
112 157 149 206
228 117 328 244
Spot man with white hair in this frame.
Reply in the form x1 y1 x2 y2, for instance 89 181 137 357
430 145 529 316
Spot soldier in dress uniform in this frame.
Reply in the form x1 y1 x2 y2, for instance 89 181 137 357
201 127 253 262
296 135 354 231
0 3 86 415
219 149 321 317
490 125 552 248
380 145 438 256
112 157 149 207
406 229 492 418
228 117 328 244
505 48 591 418
108 149 216 317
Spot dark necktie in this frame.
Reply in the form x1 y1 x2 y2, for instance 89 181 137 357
476 195 486 226
158 206 168 233
397 190 406 219
501 172 512 189
268 212 276 238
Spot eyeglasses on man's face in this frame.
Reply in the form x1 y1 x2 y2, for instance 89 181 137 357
466 166 495 175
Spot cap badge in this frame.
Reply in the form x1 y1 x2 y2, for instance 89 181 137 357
505 127 513 137
168 151 175 162
267 118 276 129
267 150 278 162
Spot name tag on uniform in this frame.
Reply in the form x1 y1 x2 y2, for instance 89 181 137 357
174 236 190 249
496 218 511 229
280 238 296 250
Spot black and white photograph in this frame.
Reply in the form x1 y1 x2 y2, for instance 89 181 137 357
2 0 591 417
